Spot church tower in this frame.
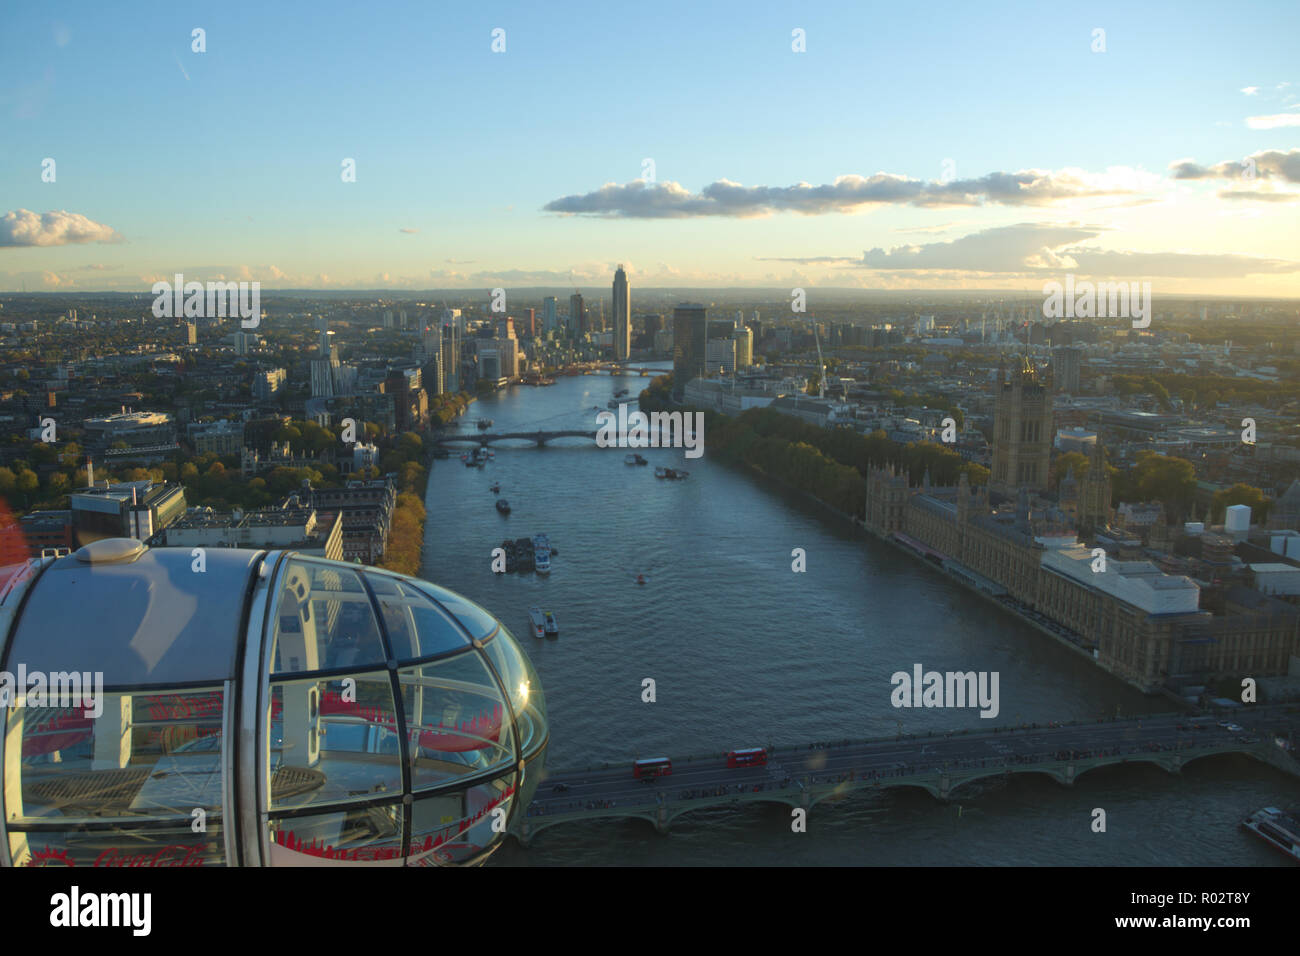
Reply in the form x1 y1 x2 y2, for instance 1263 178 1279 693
1078 440 1112 538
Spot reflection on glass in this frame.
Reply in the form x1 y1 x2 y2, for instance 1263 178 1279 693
268 803 404 864
271 561 385 674
368 576 470 661
13 688 226 823
398 656 512 791
268 675 401 808
415 583 499 639
409 776 516 866
11 823 226 868
482 629 547 753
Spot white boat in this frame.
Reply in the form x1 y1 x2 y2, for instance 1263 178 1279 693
543 609 558 638
535 550 551 574
1242 807 1300 861
527 606 546 639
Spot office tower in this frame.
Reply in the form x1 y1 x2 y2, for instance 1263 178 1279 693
570 292 586 338
186 321 197 344
1052 347 1082 394
522 308 536 338
644 314 662 339
543 296 558 334
706 338 736 375
672 303 707 400
383 309 394 329
731 324 753 368
990 358 1054 495
613 265 630 360
310 359 334 398
440 322 460 393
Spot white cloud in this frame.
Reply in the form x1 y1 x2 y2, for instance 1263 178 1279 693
544 167 1140 218
1246 113 1300 129
0 209 120 247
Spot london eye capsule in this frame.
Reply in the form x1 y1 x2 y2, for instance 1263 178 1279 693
0 538 547 867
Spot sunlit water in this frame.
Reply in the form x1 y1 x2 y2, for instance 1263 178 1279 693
419 367 1298 866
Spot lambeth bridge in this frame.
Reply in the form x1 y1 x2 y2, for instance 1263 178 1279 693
512 707 1300 845
433 430 605 448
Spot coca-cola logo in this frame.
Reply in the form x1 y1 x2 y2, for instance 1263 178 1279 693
93 844 207 867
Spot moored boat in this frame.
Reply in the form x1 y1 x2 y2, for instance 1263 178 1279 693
527 606 546 639
535 550 551 574
1242 807 1300 861
543 609 558 638
496 499 511 515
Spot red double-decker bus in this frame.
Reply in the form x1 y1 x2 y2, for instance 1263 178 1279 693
633 757 672 779
726 747 767 768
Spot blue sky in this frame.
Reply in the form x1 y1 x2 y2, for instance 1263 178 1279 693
3 0 1299 294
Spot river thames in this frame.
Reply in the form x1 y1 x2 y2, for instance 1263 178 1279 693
419 366 1297 866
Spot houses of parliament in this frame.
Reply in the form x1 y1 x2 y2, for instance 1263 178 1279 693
863 360 1298 695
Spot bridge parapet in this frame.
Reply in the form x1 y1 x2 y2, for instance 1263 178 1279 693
511 726 1295 845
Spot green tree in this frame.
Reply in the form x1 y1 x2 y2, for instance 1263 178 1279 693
1211 484 1272 524
1049 451 1090 491
1131 452 1197 518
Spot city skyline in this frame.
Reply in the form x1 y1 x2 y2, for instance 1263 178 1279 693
2 1 1299 296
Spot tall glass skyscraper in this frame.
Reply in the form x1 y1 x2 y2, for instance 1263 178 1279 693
569 293 585 338
612 265 630 361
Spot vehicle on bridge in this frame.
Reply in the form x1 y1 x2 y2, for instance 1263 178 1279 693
633 757 672 780
727 747 768 768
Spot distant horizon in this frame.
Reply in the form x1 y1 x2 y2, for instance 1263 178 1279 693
3 286 1299 305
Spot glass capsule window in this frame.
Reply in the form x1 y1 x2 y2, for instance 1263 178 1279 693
7 687 229 868
1 545 547 868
